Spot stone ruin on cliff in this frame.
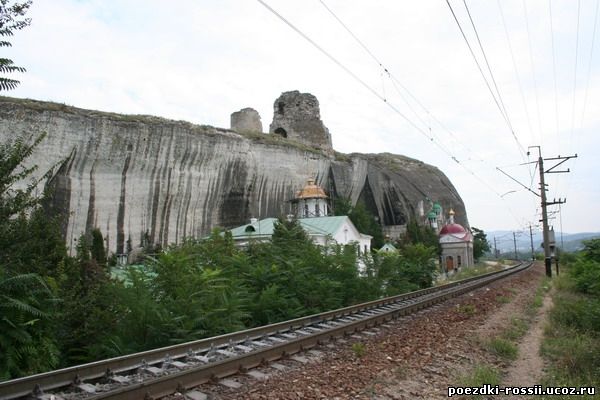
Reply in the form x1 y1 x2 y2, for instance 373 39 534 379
231 90 333 153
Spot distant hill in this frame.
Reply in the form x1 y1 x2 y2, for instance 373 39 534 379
486 230 600 254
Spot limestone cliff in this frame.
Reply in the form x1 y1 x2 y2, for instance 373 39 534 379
0 95 468 254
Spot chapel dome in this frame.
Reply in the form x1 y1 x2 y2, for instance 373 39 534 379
439 223 467 235
295 179 328 200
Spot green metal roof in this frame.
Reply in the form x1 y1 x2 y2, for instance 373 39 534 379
230 216 350 239
379 243 398 253
229 218 279 238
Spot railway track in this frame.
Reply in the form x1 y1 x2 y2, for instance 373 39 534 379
0 261 531 400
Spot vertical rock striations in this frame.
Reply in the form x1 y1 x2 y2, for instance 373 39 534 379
0 94 468 254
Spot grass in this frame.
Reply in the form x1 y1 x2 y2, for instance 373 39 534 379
495 295 511 304
440 262 505 284
486 337 518 360
457 303 478 316
351 342 366 358
501 317 528 341
458 364 501 399
535 264 600 399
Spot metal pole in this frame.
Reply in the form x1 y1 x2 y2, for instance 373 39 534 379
494 236 498 259
539 154 552 277
529 225 535 261
513 231 518 260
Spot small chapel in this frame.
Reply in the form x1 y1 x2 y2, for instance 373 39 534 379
229 179 372 255
438 209 474 272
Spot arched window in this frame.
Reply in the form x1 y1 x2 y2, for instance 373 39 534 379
315 203 320 216
244 225 256 232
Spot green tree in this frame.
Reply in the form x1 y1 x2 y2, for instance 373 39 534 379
0 133 64 379
333 198 384 249
0 270 59 380
0 0 31 91
56 235 119 364
472 227 490 261
402 220 440 254
90 228 106 266
375 243 437 296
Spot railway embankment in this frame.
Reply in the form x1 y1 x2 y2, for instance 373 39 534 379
185 263 546 399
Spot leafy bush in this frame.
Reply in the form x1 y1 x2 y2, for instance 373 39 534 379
570 258 600 297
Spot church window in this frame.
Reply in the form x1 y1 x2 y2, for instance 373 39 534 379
315 203 320 216
304 203 309 218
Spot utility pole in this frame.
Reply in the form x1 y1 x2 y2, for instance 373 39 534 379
538 152 552 277
494 236 498 259
513 231 518 260
529 225 535 261
528 146 577 278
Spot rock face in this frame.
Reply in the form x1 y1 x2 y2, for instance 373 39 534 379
269 91 333 152
0 95 468 254
230 107 262 133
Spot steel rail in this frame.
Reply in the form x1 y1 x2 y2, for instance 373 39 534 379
0 262 531 400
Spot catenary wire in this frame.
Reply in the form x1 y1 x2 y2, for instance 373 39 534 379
569 0 582 151
258 0 539 227
548 0 560 144
522 0 544 146
446 0 527 159
319 0 485 163
497 0 535 145
256 0 513 201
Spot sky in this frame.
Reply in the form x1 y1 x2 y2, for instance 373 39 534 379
4 0 600 235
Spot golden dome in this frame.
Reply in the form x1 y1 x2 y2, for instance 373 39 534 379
295 178 328 199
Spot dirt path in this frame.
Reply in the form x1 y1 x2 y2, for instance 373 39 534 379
500 290 553 390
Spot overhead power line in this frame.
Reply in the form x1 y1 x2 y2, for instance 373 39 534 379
256 0 474 163
522 0 544 146
497 0 535 145
319 0 481 163
257 0 532 226
580 0 600 129
446 0 527 159
569 0 582 147
548 0 560 143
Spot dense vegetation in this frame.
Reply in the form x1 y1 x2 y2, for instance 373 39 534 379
0 136 439 380
540 238 600 398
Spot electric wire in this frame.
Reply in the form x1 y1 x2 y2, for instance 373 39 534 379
548 0 560 144
569 0 582 151
580 0 599 129
497 0 535 145
319 0 463 160
446 0 527 159
255 0 455 161
462 0 514 142
522 0 544 145
320 0 484 163
564 0 599 202
258 0 538 227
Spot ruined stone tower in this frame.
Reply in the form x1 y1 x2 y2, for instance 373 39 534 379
269 91 333 152
230 107 263 133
